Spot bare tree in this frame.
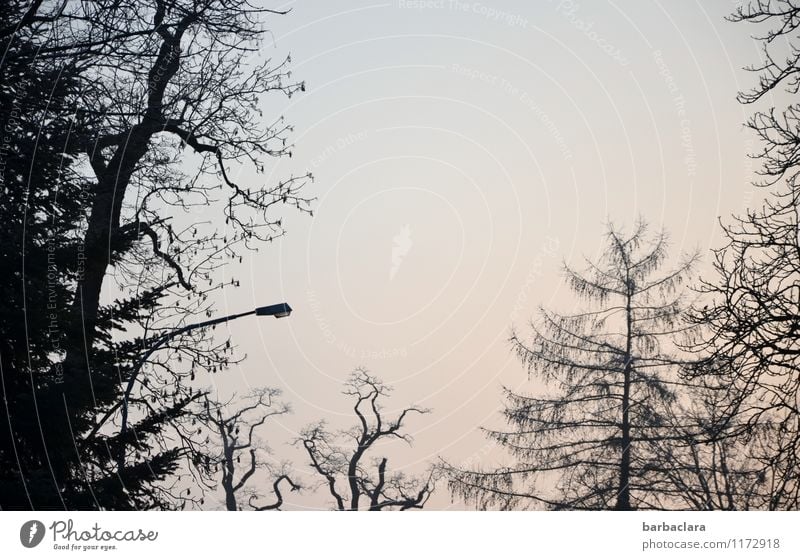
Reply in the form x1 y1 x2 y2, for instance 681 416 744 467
187 388 299 510
60 0 312 435
639 385 767 510
298 369 437 511
682 0 800 510
446 221 698 510
731 0 800 183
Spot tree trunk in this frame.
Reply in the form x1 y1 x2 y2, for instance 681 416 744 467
224 476 238 511
616 279 633 511
348 444 365 510
63 131 150 381
63 18 185 396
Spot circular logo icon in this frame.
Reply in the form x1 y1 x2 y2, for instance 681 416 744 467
20 520 45 548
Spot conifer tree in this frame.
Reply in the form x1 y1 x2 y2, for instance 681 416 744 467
447 222 697 510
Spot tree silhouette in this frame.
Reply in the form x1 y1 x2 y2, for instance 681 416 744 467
683 0 800 510
640 386 767 510
0 1 311 509
187 388 299 511
298 369 437 511
447 221 698 510
0 0 94 508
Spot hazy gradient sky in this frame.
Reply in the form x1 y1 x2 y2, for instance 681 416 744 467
184 0 766 509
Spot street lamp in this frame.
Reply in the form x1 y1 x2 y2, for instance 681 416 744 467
255 303 292 318
114 302 292 471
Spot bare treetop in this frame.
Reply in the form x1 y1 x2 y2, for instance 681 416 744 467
299 369 437 511
447 221 699 510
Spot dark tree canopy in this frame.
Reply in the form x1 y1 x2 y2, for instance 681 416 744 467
0 0 311 509
0 1 93 508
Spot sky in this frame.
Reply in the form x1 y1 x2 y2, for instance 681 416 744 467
185 0 767 509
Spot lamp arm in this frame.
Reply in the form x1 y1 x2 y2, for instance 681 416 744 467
116 309 256 470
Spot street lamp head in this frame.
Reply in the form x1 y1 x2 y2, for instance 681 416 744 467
255 302 292 318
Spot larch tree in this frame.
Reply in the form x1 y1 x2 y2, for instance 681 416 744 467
447 221 698 510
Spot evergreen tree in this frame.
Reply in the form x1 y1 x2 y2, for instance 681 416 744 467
0 1 90 507
0 0 309 509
